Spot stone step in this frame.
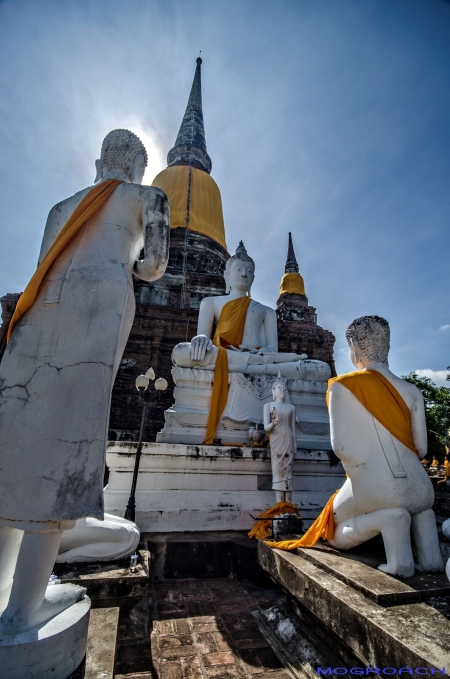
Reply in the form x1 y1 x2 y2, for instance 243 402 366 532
69 607 120 678
253 604 341 679
54 545 150 608
258 540 450 672
297 543 450 605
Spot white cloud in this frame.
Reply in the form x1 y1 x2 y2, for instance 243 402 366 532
440 324 450 330
415 369 449 387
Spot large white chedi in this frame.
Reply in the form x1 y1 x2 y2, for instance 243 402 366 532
0 129 169 678
328 316 443 578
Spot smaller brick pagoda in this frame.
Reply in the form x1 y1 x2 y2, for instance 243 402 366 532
276 233 336 375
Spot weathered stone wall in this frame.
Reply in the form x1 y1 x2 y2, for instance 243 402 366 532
107 227 229 442
276 292 336 376
0 292 21 362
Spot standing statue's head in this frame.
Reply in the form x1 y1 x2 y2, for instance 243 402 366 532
345 315 390 370
272 371 288 401
224 241 255 294
95 129 148 185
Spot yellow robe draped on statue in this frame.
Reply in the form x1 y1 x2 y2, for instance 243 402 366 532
268 369 418 550
7 179 123 342
204 296 252 445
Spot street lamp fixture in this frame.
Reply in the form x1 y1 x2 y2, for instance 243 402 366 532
124 367 168 522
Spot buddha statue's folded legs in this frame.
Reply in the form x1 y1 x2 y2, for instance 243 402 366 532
172 342 331 381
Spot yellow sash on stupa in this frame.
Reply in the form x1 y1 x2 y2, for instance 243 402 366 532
268 369 417 551
7 179 123 343
204 295 252 445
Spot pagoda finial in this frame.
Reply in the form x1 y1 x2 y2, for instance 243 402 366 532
285 232 299 273
167 57 212 174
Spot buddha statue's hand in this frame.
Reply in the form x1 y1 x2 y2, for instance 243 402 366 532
238 344 258 353
190 334 213 362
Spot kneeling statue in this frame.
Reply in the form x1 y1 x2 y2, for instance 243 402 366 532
270 315 443 578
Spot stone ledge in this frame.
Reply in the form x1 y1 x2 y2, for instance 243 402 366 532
54 548 149 608
69 607 119 679
297 543 450 606
258 540 450 671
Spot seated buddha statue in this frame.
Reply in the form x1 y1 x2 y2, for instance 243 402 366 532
172 241 329 380
172 241 330 444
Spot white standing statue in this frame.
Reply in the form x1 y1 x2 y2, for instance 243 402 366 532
264 374 296 503
0 129 169 677
327 316 443 577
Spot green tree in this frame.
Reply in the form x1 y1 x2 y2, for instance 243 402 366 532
402 373 450 462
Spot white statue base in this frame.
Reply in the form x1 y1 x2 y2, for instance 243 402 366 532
57 513 140 564
104 442 345 532
156 367 331 448
0 596 90 679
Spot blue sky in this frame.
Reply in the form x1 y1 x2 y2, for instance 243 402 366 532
0 0 449 382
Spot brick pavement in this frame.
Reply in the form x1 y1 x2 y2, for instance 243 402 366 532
116 578 294 679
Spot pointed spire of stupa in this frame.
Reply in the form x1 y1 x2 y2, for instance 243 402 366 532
167 57 212 174
285 232 299 273
279 232 306 296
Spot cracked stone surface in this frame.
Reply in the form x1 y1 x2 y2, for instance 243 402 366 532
0 180 169 523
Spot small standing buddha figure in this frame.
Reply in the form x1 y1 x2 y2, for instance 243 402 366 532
264 373 296 503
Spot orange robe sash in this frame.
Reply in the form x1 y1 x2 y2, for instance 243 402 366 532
7 179 123 342
268 369 417 551
268 491 339 550
204 296 252 445
327 369 418 454
248 501 299 540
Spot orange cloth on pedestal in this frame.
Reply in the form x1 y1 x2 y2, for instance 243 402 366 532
204 296 252 445
7 179 123 342
248 501 299 540
267 491 339 550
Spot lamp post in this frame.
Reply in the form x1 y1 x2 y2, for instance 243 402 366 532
124 368 168 522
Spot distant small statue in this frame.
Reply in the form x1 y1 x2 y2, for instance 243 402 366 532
264 373 296 503
0 129 169 652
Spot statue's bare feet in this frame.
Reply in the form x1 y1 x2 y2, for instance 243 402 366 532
0 583 86 636
378 562 414 578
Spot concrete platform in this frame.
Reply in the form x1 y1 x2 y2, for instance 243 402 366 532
54 546 150 608
299 540 450 605
259 540 450 672
104 442 344 532
69 607 119 679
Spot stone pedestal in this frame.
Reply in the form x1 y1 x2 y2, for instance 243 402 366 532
104 442 345 532
0 597 91 679
156 367 331 448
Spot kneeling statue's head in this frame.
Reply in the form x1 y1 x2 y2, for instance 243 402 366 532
95 129 148 185
346 315 390 369
224 241 255 294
